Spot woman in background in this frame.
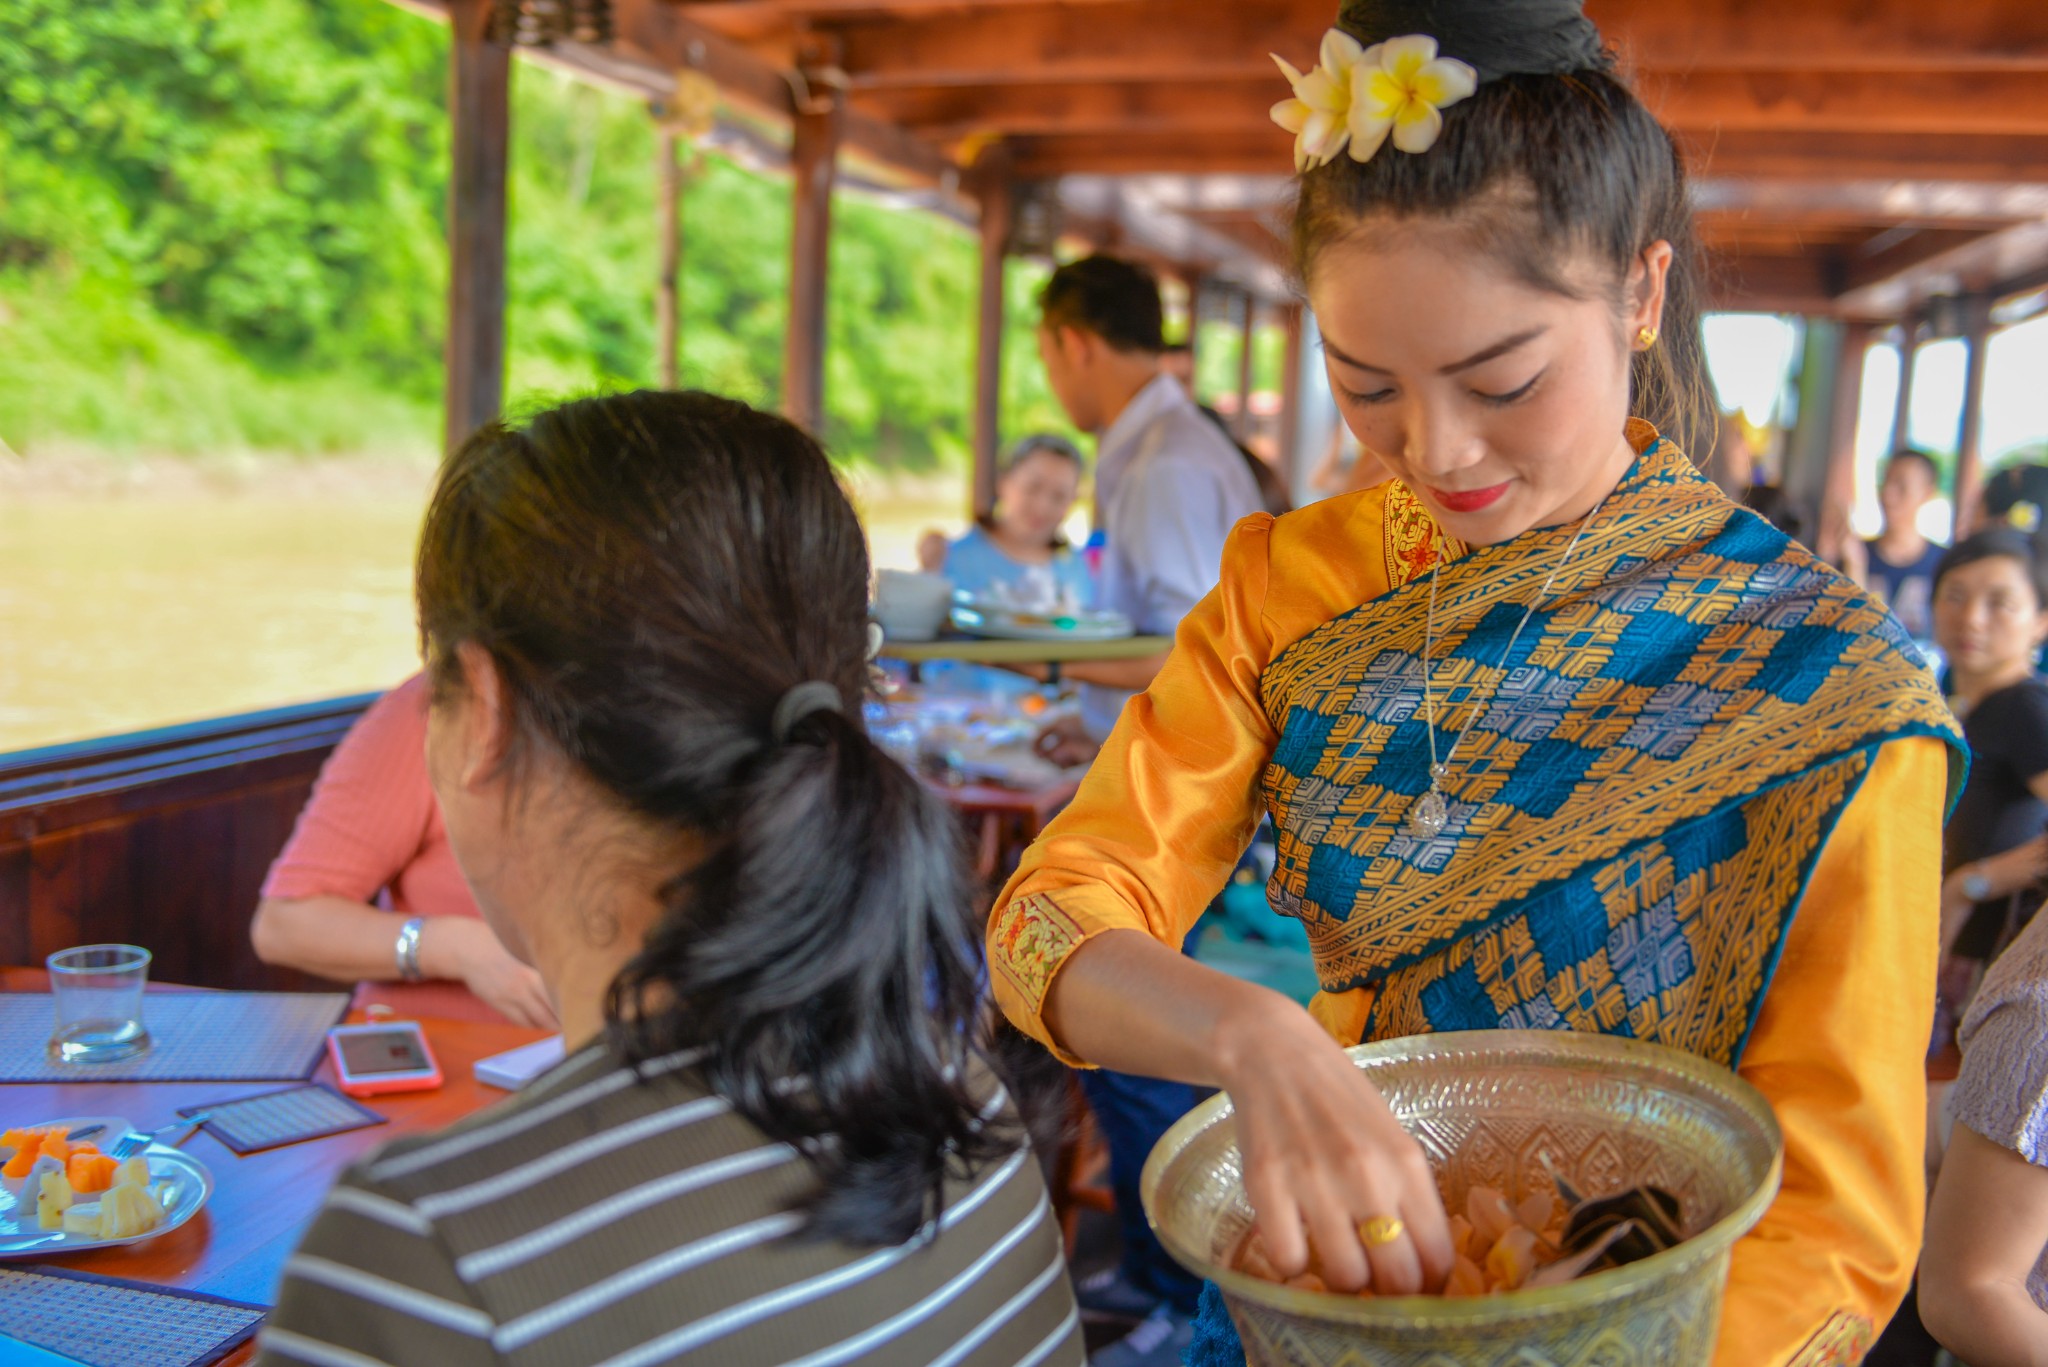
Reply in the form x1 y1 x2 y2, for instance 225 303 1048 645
257 390 1080 1367
1934 530 2048 979
919 434 1093 609
1921 904 2048 1367
251 674 554 1027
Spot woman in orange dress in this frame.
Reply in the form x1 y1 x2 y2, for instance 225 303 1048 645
986 2 1960 1362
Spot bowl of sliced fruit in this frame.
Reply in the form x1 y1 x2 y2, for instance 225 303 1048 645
1140 1031 1782 1367
0 1120 212 1257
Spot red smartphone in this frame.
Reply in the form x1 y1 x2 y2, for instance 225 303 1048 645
326 1021 444 1098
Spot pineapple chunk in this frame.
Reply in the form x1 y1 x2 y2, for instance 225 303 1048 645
20 1154 61 1196
35 1170 73 1231
114 1157 150 1190
62 1202 101 1236
97 1180 165 1239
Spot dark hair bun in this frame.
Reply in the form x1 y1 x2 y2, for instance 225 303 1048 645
1338 0 1606 81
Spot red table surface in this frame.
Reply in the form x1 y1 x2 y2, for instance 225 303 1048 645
1 967 550 1366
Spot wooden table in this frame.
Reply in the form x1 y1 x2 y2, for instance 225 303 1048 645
881 634 1171 667
1 969 550 1365
932 777 1083 881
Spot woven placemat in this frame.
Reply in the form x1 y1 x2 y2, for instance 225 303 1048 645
0 1264 264 1367
0 993 348 1083
178 1083 385 1155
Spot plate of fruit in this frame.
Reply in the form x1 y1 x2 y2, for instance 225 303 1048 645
0 1119 213 1256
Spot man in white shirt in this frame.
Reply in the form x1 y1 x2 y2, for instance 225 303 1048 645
1020 256 1262 1367
1028 256 1264 760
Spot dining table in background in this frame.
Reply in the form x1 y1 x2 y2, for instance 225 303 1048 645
935 776 1083 884
880 633 1172 685
0 967 552 1367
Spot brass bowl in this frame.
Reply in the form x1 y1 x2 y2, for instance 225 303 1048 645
1140 1030 1783 1367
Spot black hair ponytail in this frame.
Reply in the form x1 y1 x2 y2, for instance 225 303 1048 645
613 701 1006 1244
418 390 1017 1245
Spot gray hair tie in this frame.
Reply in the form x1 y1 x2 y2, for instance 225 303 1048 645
772 680 843 743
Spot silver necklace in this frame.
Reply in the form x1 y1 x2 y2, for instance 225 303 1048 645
1407 502 1605 839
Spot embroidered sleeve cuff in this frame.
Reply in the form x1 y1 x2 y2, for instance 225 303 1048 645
987 890 1125 1067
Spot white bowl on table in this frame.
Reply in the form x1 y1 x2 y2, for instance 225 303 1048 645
873 570 954 642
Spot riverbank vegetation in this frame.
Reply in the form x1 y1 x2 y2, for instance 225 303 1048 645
0 0 1073 471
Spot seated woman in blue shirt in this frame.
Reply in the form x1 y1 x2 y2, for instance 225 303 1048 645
919 434 1094 610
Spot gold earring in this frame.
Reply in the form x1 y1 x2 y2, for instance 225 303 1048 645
1636 326 1660 350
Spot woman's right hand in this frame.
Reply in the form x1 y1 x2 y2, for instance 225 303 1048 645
1215 1000 1455 1295
420 917 560 1030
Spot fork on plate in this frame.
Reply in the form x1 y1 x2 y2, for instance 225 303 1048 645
108 1115 207 1160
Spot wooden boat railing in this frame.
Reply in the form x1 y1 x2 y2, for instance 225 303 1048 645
0 696 375 992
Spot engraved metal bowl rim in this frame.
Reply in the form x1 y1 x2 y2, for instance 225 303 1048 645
1138 1029 1785 1327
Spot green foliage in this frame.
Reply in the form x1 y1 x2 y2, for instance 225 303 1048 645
0 0 449 388
1193 318 1289 407
0 0 1071 473
0 270 434 456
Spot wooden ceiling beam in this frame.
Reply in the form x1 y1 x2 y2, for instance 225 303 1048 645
827 0 1325 88
806 0 2048 87
678 0 1130 13
860 68 2048 140
1692 178 2048 224
1011 131 1292 178
1588 0 2048 71
1011 128 2048 182
1678 131 2048 186
611 0 954 184
1703 251 1843 315
1835 220 2048 317
1843 227 2010 292
1698 212 2028 245
1640 69 2048 136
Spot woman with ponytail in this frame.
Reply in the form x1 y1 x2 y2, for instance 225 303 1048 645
256 392 1081 1367
987 3 1961 1363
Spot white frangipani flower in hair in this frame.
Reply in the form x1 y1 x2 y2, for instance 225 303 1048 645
1271 30 1479 170
1350 34 1479 159
1270 28 1375 172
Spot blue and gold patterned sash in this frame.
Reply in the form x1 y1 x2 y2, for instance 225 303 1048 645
1258 436 1961 1065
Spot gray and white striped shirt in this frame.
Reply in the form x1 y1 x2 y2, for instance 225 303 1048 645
255 1044 1082 1367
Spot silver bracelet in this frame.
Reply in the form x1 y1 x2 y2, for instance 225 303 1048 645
394 916 426 982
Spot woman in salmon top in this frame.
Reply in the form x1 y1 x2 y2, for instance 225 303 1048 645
251 674 554 1026
985 2 1961 1362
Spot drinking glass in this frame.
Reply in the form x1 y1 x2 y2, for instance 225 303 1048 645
46 944 152 1064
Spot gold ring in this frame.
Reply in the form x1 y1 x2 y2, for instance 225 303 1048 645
1359 1215 1406 1247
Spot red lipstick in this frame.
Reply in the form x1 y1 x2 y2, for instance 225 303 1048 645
1428 482 1511 513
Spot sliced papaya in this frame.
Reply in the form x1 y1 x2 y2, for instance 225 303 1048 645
2 1134 45 1180
67 1153 118 1194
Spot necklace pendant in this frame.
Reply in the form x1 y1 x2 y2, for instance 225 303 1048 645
1407 788 1449 839
1429 761 1451 785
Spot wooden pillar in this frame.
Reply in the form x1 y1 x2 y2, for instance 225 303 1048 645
656 132 682 389
1278 303 1305 492
970 148 1014 520
783 71 843 436
443 0 511 454
1236 293 1258 441
1954 298 1994 537
1817 321 1874 566
1888 319 1919 456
